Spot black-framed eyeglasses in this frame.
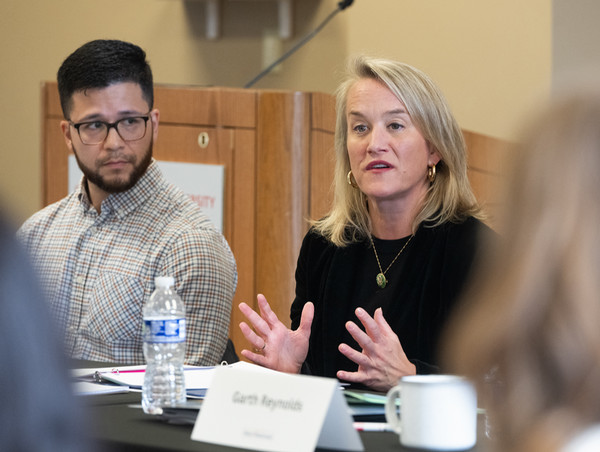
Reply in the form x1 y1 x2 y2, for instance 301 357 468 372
69 114 151 145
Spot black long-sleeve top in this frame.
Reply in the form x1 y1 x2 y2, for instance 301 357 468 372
291 217 489 380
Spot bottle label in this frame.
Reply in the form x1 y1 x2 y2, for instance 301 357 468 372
143 318 186 343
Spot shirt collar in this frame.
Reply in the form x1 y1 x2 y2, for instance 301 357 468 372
76 159 164 220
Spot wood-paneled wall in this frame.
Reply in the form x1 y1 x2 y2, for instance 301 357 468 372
42 82 337 357
463 130 510 229
42 82 506 358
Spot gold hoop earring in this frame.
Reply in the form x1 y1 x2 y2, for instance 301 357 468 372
347 170 359 188
427 164 436 183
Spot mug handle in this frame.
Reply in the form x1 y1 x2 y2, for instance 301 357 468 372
385 385 402 434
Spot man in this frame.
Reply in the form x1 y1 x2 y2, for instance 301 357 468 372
19 39 237 366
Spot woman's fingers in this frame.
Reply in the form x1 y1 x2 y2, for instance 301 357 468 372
345 319 375 353
256 294 282 327
373 307 396 336
238 301 271 337
239 348 269 367
354 307 383 341
338 342 370 366
298 301 314 335
239 321 265 350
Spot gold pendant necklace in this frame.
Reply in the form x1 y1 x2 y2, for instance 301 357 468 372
368 234 414 289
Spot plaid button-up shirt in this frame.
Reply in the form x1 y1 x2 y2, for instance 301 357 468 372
18 160 237 366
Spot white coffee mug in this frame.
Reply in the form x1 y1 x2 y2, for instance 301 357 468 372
385 374 477 450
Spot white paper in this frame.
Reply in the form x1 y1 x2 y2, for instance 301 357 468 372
191 366 363 452
72 381 130 396
72 361 263 389
72 365 214 389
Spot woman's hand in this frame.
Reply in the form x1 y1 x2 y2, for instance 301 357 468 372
238 294 314 374
337 307 416 392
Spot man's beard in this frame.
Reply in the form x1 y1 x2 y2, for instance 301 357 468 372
72 140 153 195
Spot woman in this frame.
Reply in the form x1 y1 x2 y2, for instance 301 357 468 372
239 55 489 392
443 91 600 451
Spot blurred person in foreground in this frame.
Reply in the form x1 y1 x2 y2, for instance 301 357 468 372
18 39 237 366
444 90 600 452
0 212 91 451
239 55 492 392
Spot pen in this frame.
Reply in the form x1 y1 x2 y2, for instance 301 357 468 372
111 368 145 374
92 369 145 382
353 422 393 432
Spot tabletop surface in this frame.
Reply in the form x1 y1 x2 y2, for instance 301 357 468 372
83 391 488 452
76 361 487 452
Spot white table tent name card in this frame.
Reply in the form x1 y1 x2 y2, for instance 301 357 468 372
68 156 225 231
191 365 364 452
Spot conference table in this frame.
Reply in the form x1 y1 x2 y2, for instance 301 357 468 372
77 362 489 452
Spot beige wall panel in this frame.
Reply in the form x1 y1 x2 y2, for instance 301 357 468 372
3 0 552 222
345 0 551 141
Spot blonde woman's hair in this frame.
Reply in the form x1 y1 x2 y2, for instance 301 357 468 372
443 91 600 451
312 55 483 246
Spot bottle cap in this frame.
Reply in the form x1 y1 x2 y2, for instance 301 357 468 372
154 276 175 289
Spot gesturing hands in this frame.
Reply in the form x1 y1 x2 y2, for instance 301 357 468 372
239 298 416 391
337 307 416 392
238 294 314 374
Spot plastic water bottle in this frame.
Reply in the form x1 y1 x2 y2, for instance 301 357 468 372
142 276 186 415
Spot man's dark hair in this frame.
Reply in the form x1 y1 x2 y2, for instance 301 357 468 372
57 39 154 118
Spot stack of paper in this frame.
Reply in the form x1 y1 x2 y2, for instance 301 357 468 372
343 390 389 420
71 361 269 397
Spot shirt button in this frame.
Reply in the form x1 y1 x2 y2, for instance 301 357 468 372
76 276 85 285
